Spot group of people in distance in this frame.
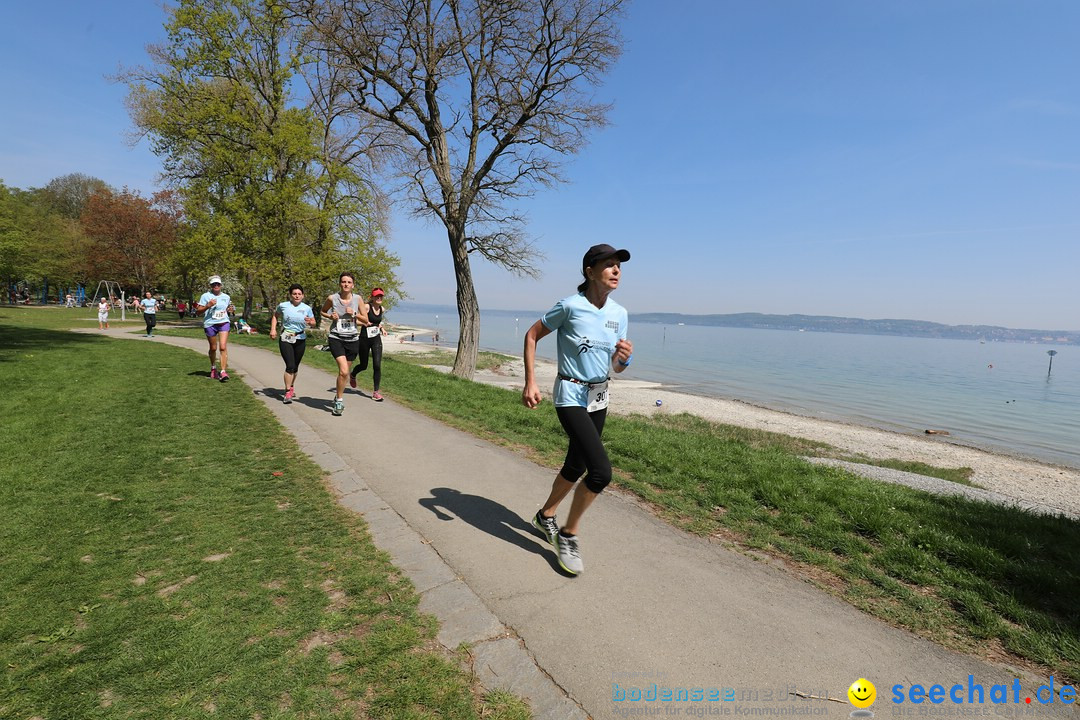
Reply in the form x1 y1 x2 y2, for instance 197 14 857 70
94 291 164 335
191 272 386 404
267 271 387 415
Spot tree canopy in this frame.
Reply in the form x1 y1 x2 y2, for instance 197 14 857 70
123 0 398 314
295 0 626 377
80 188 182 294
1 180 95 295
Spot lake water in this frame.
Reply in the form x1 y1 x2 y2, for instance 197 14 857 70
389 307 1080 469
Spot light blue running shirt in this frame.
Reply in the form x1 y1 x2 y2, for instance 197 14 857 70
140 298 157 314
276 301 314 339
541 292 628 408
199 291 232 327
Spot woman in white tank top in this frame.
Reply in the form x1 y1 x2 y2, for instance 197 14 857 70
320 272 369 416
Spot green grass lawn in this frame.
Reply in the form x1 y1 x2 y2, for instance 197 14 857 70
0 308 529 720
6 306 1078 685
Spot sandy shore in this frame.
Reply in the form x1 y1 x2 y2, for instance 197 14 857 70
383 329 1080 519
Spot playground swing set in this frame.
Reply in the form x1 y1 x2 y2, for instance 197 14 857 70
8 279 130 321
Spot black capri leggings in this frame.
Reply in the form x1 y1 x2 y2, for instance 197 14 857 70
143 312 157 334
278 338 307 374
555 405 611 494
350 334 383 391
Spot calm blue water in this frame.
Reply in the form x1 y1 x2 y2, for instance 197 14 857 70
389 308 1080 469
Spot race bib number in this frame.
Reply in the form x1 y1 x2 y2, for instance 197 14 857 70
366 325 380 338
337 316 356 334
212 308 228 321
586 381 610 413
281 330 298 344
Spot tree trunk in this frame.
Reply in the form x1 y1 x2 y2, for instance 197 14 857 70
449 227 479 379
259 280 274 314
243 272 255 321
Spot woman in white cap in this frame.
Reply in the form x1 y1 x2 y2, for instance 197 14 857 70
196 275 235 382
521 243 633 576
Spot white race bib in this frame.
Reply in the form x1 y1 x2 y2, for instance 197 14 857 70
212 308 227 321
366 324 380 338
281 330 298 344
586 381 610 412
337 316 356 334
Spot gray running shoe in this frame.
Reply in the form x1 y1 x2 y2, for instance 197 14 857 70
556 532 583 576
332 398 344 416
532 511 558 546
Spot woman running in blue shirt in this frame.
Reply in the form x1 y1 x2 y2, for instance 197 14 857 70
521 243 633 576
196 275 235 381
270 284 317 404
139 291 158 337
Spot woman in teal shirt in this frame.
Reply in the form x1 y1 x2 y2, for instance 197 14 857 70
521 243 634 576
270 284 317 404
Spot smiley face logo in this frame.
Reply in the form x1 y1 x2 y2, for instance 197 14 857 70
848 678 876 709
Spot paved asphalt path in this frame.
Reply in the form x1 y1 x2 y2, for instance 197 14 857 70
95 329 1074 720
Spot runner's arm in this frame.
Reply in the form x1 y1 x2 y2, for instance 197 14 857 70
522 320 553 409
612 339 633 374
321 296 337 320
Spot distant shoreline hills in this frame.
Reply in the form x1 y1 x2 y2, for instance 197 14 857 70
631 312 1079 345
395 303 1078 345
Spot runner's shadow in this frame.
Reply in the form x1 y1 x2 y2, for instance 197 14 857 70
419 488 559 569
292 395 335 412
251 386 339 413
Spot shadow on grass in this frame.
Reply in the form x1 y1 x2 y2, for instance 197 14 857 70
881 488 1080 632
419 487 560 572
0 324 106 360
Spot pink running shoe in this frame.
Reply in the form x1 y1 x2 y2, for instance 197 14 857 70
219 371 230 383
283 387 295 404
372 391 384 402
210 368 219 380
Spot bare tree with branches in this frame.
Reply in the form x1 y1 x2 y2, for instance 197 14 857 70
294 0 625 378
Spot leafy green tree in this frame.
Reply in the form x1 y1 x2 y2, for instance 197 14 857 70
42 173 110 220
123 0 397 317
0 183 32 291
0 181 91 301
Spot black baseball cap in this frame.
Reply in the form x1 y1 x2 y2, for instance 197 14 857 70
582 244 630 272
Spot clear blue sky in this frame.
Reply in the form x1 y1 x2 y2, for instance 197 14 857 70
2 1 1078 330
